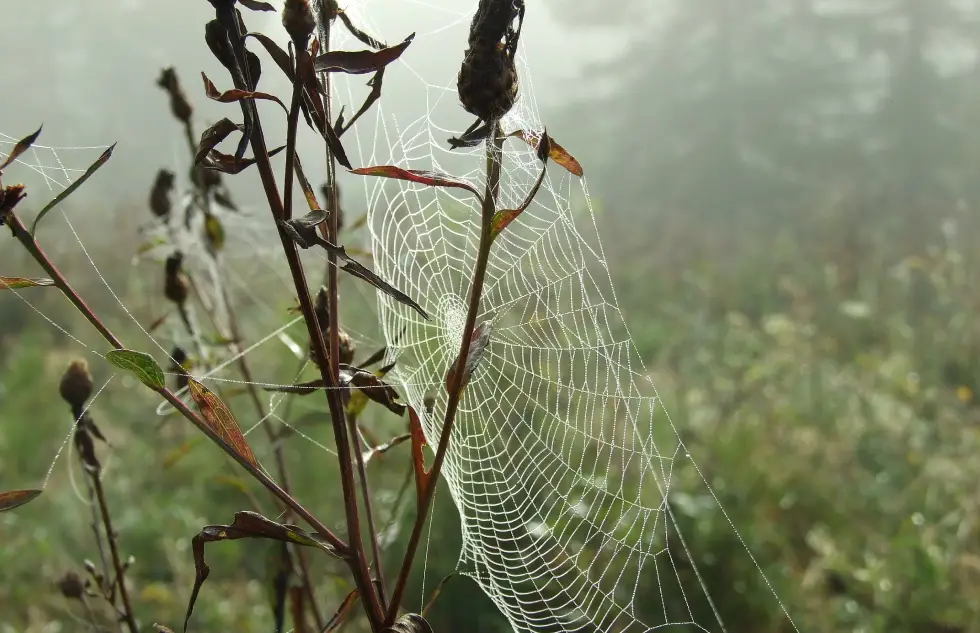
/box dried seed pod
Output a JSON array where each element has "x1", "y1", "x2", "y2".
[
  {"x1": 149, "y1": 169, "x2": 175, "y2": 219},
  {"x1": 56, "y1": 571, "x2": 85, "y2": 601},
  {"x1": 282, "y1": 0, "x2": 316, "y2": 48},
  {"x1": 60, "y1": 359, "x2": 93, "y2": 412},
  {"x1": 457, "y1": 0, "x2": 525, "y2": 122},
  {"x1": 156, "y1": 67, "x2": 193, "y2": 125},
  {"x1": 164, "y1": 252, "x2": 189, "y2": 306}
]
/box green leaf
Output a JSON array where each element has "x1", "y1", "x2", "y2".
[
  {"x1": 0, "y1": 276, "x2": 54, "y2": 290},
  {"x1": 31, "y1": 143, "x2": 116, "y2": 234},
  {"x1": 105, "y1": 349, "x2": 166, "y2": 389},
  {"x1": 0, "y1": 489, "x2": 42, "y2": 512}
]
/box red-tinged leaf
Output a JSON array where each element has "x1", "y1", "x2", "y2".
[
  {"x1": 409, "y1": 406, "x2": 430, "y2": 504},
  {"x1": 362, "y1": 433, "x2": 411, "y2": 465},
  {"x1": 187, "y1": 378, "x2": 258, "y2": 467},
  {"x1": 350, "y1": 165, "x2": 483, "y2": 200},
  {"x1": 246, "y1": 32, "x2": 294, "y2": 80},
  {"x1": 445, "y1": 322, "x2": 493, "y2": 392},
  {"x1": 200, "y1": 145, "x2": 286, "y2": 174},
  {"x1": 0, "y1": 489, "x2": 42, "y2": 512},
  {"x1": 295, "y1": 54, "x2": 353, "y2": 169},
  {"x1": 0, "y1": 125, "x2": 42, "y2": 171},
  {"x1": 490, "y1": 133, "x2": 550, "y2": 239},
  {"x1": 195, "y1": 118, "x2": 243, "y2": 165},
  {"x1": 201, "y1": 72, "x2": 287, "y2": 112},
  {"x1": 238, "y1": 0, "x2": 275, "y2": 10},
  {"x1": 32, "y1": 143, "x2": 116, "y2": 234},
  {"x1": 0, "y1": 276, "x2": 54, "y2": 290},
  {"x1": 383, "y1": 613, "x2": 434, "y2": 633},
  {"x1": 183, "y1": 511, "x2": 343, "y2": 631},
  {"x1": 323, "y1": 589, "x2": 360, "y2": 633},
  {"x1": 314, "y1": 33, "x2": 414, "y2": 75},
  {"x1": 508, "y1": 130, "x2": 583, "y2": 177}
]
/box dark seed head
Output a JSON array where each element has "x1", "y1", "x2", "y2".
[
  {"x1": 156, "y1": 67, "x2": 193, "y2": 124},
  {"x1": 60, "y1": 359, "x2": 93, "y2": 412},
  {"x1": 57, "y1": 571, "x2": 86, "y2": 601},
  {"x1": 282, "y1": 0, "x2": 316, "y2": 48}
]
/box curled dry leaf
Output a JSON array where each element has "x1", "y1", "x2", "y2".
[
  {"x1": 0, "y1": 125, "x2": 42, "y2": 171},
  {"x1": 350, "y1": 165, "x2": 483, "y2": 201},
  {"x1": 0, "y1": 276, "x2": 54, "y2": 290},
  {"x1": 246, "y1": 32, "x2": 293, "y2": 80},
  {"x1": 31, "y1": 143, "x2": 116, "y2": 234},
  {"x1": 195, "y1": 118, "x2": 243, "y2": 165},
  {"x1": 187, "y1": 378, "x2": 258, "y2": 467},
  {"x1": 184, "y1": 510, "x2": 342, "y2": 631},
  {"x1": 200, "y1": 145, "x2": 286, "y2": 174},
  {"x1": 445, "y1": 321, "x2": 493, "y2": 392},
  {"x1": 361, "y1": 433, "x2": 411, "y2": 466},
  {"x1": 344, "y1": 366, "x2": 405, "y2": 416},
  {"x1": 508, "y1": 129, "x2": 583, "y2": 177},
  {"x1": 322, "y1": 588, "x2": 360, "y2": 633},
  {"x1": 0, "y1": 489, "x2": 42, "y2": 512},
  {"x1": 337, "y1": 9, "x2": 386, "y2": 49},
  {"x1": 201, "y1": 72, "x2": 287, "y2": 112},
  {"x1": 313, "y1": 33, "x2": 415, "y2": 75},
  {"x1": 383, "y1": 613, "x2": 434, "y2": 633},
  {"x1": 238, "y1": 0, "x2": 276, "y2": 10}
]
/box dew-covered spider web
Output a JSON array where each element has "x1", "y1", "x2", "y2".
[
  {"x1": 328, "y1": 2, "x2": 799, "y2": 633},
  {"x1": 1, "y1": 1, "x2": 799, "y2": 631}
]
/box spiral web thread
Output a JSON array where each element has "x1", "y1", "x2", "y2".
[{"x1": 332, "y1": 2, "x2": 799, "y2": 632}]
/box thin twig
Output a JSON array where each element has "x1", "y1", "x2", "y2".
[
  {"x1": 349, "y1": 412, "x2": 387, "y2": 604},
  {"x1": 385, "y1": 125, "x2": 505, "y2": 623},
  {"x1": 89, "y1": 463, "x2": 139, "y2": 633}
]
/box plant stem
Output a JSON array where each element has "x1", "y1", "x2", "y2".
[
  {"x1": 7, "y1": 210, "x2": 349, "y2": 557},
  {"x1": 89, "y1": 466, "x2": 139, "y2": 633},
  {"x1": 385, "y1": 126, "x2": 505, "y2": 624},
  {"x1": 350, "y1": 412, "x2": 387, "y2": 605}
]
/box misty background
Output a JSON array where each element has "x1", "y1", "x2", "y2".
[{"x1": 5, "y1": 1, "x2": 980, "y2": 632}]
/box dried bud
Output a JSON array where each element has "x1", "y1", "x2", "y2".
[
  {"x1": 60, "y1": 359, "x2": 93, "y2": 412},
  {"x1": 149, "y1": 169, "x2": 175, "y2": 219},
  {"x1": 457, "y1": 1, "x2": 524, "y2": 122},
  {"x1": 156, "y1": 67, "x2": 193, "y2": 124},
  {"x1": 57, "y1": 571, "x2": 86, "y2": 601},
  {"x1": 0, "y1": 183, "x2": 27, "y2": 226},
  {"x1": 164, "y1": 252, "x2": 189, "y2": 306},
  {"x1": 282, "y1": 0, "x2": 316, "y2": 48}
]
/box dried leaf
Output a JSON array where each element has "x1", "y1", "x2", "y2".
[
  {"x1": 246, "y1": 32, "x2": 293, "y2": 80},
  {"x1": 445, "y1": 321, "x2": 493, "y2": 392},
  {"x1": 195, "y1": 118, "x2": 243, "y2": 165},
  {"x1": 448, "y1": 121, "x2": 492, "y2": 149},
  {"x1": 337, "y1": 9, "x2": 385, "y2": 49},
  {"x1": 184, "y1": 511, "x2": 342, "y2": 631},
  {"x1": 105, "y1": 349, "x2": 166, "y2": 389},
  {"x1": 200, "y1": 145, "x2": 286, "y2": 174},
  {"x1": 0, "y1": 489, "x2": 42, "y2": 512},
  {"x1": 336, "y1": 70, "x2": 385, "y2": 137},
  {"x1": 31, "y1": 144, "x2": 116, "y2": 234},
  {"x1": 291, "y1": 154, "x2": 323, "y2": 216},
  {"x1": 201, "y1": 72, "x2": 287, "y2": 112},
  {"x1": 322, "y1": 589, "x2": 360, "y2": 633},
  {"x1": 490, "y1": 141, "x2": 548, "y2": 239},
  {"x1": 350, "y1": 165, "x2": 482, "y2": 200},
  {"x1": 277, "y1": 224, "x2": 428, "y2": 319},
  {"x1": 361, "y1": 433, "x2": 411, "y2": 465},
  {"x1": 0, "y1": 276, "x2": 54, "y2": 290},
  {"x1": 421, "y1": 573, "x2": 456, "y2": 617},
  {"x1": 384, "y1": 613, "x2": 434, "y2": 633},
  {"x1": 238, "y1": 0, "x2": 275, "y2": 10},
  {"x1": 314, "y1": 33, "x2": 414, "y2": 75},
  {"x1": 408, "y1": 406, "x2": 430, "y2": 504},
  {"x1": 508, "y1": 129, "x2": 583, "y2": 177},
  {"x1": 345, "y1": 367, "x2": 405, "y2": 416},
  {"x1": 0, "y1": 125, "x2": 42, "y2": 171},
  {"x1": 187, "y1": 379, "x2": 258, "y2": 467},
  {"x1": 296, "y1": 54, "x2": 353, "y2": 169}
]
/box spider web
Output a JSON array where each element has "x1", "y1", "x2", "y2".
[
  {"x1": 0, "y1": 1, "x2": 799, "y2": 631},
  {"x1": 327, "y1": 2, "x2": 799, "y2": 633}
]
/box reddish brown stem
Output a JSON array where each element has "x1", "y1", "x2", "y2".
[{"x1": 384, "y1": 127, "x2": 505, "y2": 623}]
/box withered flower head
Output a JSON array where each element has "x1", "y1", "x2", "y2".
[
  {"x1": 0, "y1": 183, "x2": 27, "y2": 226},
  {"x1": 282, "y1": 0, "x2": 316, "y2": 47},
  {"x1": 164, "y1": 251, "x2": 189, "y2": 306},
  {"x1": 156, "y1": 67, "x2": 193, "y2": 125},
  {"x1": 457, "y1": 0, "x2": 525, "y2": 122},
  {"x1": 149, "y1": 169, "x2": 176, "y2": 219},
  {"x1": 60, "y1": 359, "x2": 94, "y2": 412},
  {"x1": 56, "y1": 571, "x2": 86, "y2": 601}
]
